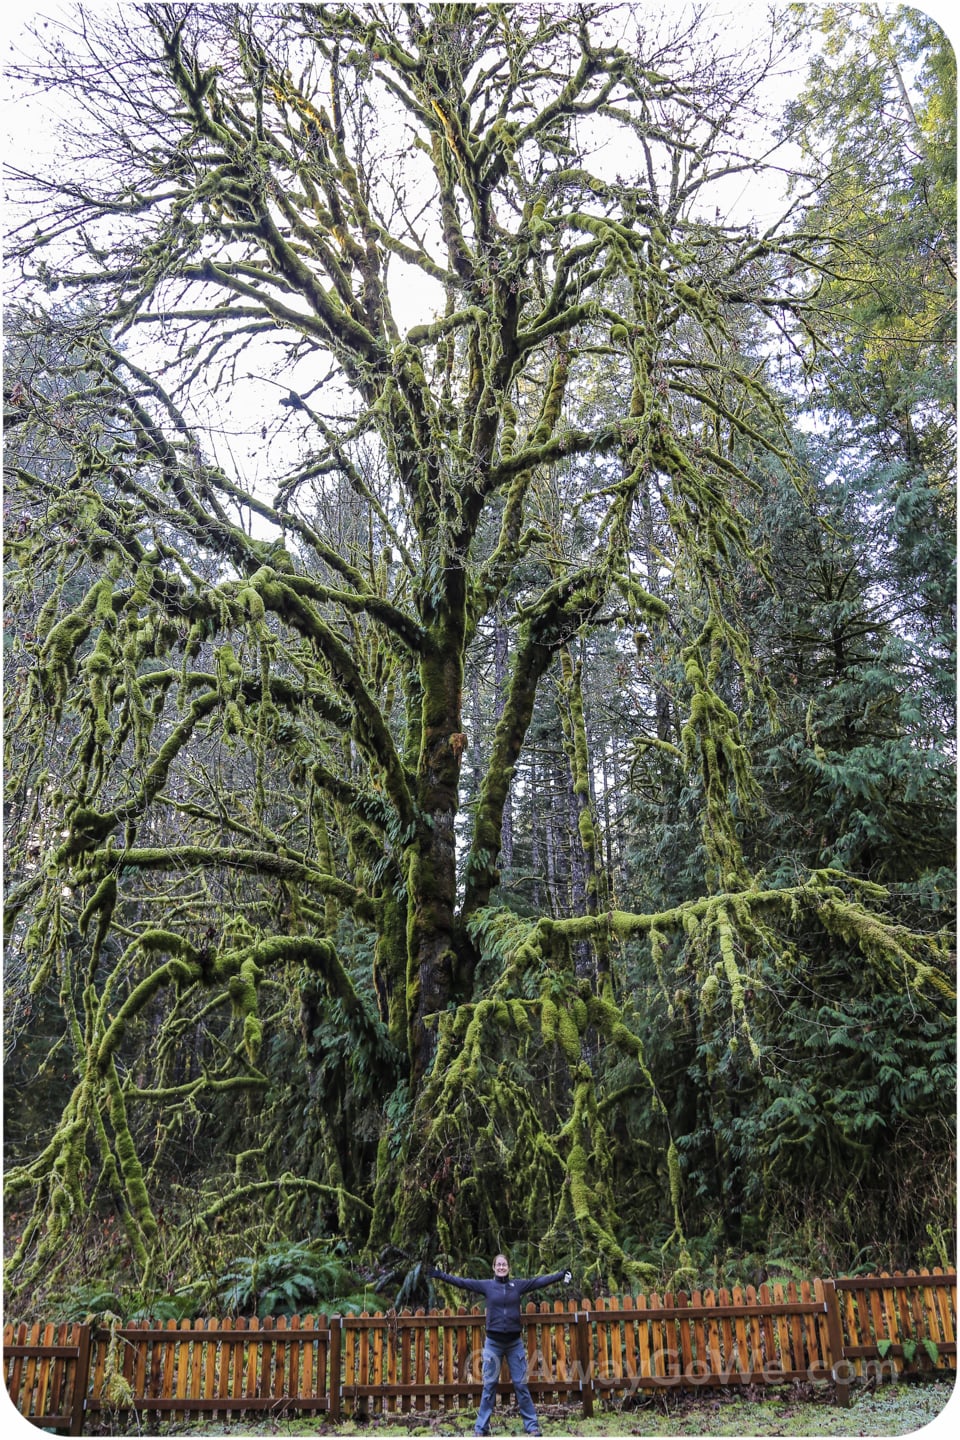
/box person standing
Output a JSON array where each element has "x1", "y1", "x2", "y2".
[{"x1": 428, "y1": 1253, "x2": 571, "y2": 1436}]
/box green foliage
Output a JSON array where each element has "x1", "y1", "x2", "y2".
[
  {"x1": 53, "y1": 1282, "x2": 125, "y2": 1323},
  {"x1": 50, "y1": 1278, "x2": 206, "y2": 1324},
  {"x1": 391, "y1": 1261, "x2": 434, "y2": 1311},
  {"x1": 212, "y1": 1242, "x2": 359, "y2": 1319},
  {"x1": 784, "y1": 4, "x2": 956, "y2": 446},
  {"x1": 125, "y1": 1288, "x2": 206, "y2": 1323},
  {"x1": 878, "y1": 1331, "x2": 942, "y2": 1372}
]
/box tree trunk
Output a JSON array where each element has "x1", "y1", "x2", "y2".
[{"x1": 406, "y1": 617, "x2": 467, "y2": 1086}]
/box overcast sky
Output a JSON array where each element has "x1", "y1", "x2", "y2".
[{"x1": 3, "y1": 0, "x2": 956, "y2": 496}]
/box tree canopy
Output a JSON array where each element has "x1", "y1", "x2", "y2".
[{"x1": 3, "y1": 1, "x2": 954, "y2": 1312}]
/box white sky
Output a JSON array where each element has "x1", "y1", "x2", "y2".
[
  {"x1": 5, "y1": 1, "x2": 956, "y2": 257},
  {"x1": 2, "y1": 1, "x2": 957, "y2": 494}
]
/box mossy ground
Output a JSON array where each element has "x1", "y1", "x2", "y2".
[{"x1": 87, "y1": 1380, "x2": 957, "y2": 1437}]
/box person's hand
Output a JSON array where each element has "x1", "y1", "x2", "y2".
[{"x1": 563, "y1": 1269, "x2": 572, "y2": 1285}]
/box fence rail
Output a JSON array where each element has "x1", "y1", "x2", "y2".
[{"x1": 4, "y1": 1269, "x2": 954, "y2": 1432}]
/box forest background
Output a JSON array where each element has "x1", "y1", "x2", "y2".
[{"x1": 2, "y1": 0, "x2": 956, "y2": 1327}]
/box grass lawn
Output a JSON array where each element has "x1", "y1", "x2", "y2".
[{"x1": 131, "y1": 1379, "x2": 957, "y2": 1438}]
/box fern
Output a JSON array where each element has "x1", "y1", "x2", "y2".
[
  {"x1": 212, "y1": 1242, "x2": 359, "y2": 1318},
  {"x1": 922, "y1": 1338, "x2": 941, "y2": 1366}
]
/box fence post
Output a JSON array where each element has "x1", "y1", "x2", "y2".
[
  {"x1": 575, "y1": 1311, "x2": 594, "y2": 1418},
  {"x1": 69, "y1": 1323, "x2": 92, "y2": 1436},
  {"x1": 329, "y1": 1314, "x2": 342, "y2": 1421},
  {"x1": 822, "y1": 1280, "x2": 851, "y2": 1408}
]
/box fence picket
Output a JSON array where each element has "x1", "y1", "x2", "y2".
[
  {"x1": 398, "y1": 1308, "x2": 410, "y2": 1413},
  {"x1": 323, "y1": 1311, "x2": 334, "y2": 1412},
  {"x1": 643, "y1": 1292, "x2": 660, "y2": 1382},
  {"x1": 610, "y1": 1293, "x2": 623, "y2": 1384},
  {"x1": 592, "y1": 1295, "x2": 606, "y2": 1383},
  {"x1": 367, "y1": 1312, "x2": 378, "y2": 1410},
  {"x1": 769, "y1": 1283, "x2": 787, "y2": 1373},
  {"x1": 368, "y1": 1310, "x2": 381, "y2": 1407},
  {"x1": 759, "y1": 1284, "x2": 782, "y2": 1370},
  {"x1": 879, "y1": 1276, "x2": 900, "y2": 1372},
  {"x1": 932, "y1": 1269, "x2": 957, "y2": 1365},
  {"x1": 375, "y1": 1310, "x2": 385, "y2": 1407},
  {"x1": 617, "y1": 1294, "x2": 633, "y2": 1387},
  {"x1": 546, "y1": 1299, "x2": 560, "y2": 1391},
  {"x1": 23, "y1": 1322, "x2": 41, "y2": 1419},
  {"x1": 526, "y1": 1296, "x2": 541, "y2": 1393},
  {"x1": 328, "y1": 1312, "x2": 341, "y2": 1420},
  {"x1": 48, "y1": 1323, "x2": 69, "y2": 1427},
  {"x1": 251, "y1": 1319, "x2": 266, "y2": 1393},
  {"x1": 718, "y1": 1288, "x2": 735, "y2": 1378},
  {"x1": 300, "y1": 1313, "x2": 314, "y2": 1407},
  {"x1": 842, "y1": 1285, "x2": 861, "y2": 1376},
  {"x1": 919, "y1": 1271, "x2": 941, "y2": 1350},
  {"x1": 705, "y1": 1289, "x2": 723, "y2": 1379},
  {"x1": 275, "y1": 1315, "x2": 289, "y2": 1405},
  {"x1": 664, "y1": 1296, "x2": 679, "y2": 1382},
  {"x1": 386, "y1": 1310, "x2": 399, "y2": 1412},
  {"x1": 33, "y1": 1321, "x2": 54, "y2": 1421},
  {"x1": 799, "y1": 1281, "x2": 818, "y2": 1373},
  {"x1": 740, "y1": 1286, "x2": 757, "y2": 1374},
  {"x1": 892, "y1": 1272, "x2": 912, "y2": 1355},
  {"x1": 730, "y1": 1287, "x2": 749, "y2": 1377},
  {"x1": 430, "y1": 1308, "x2": 441, "y2": 1411},
  {"x1": 189, "y1": 1317, "x2": 204, "y2": 1414},
  {"x1": 5, "y1": 1322, "x2": 25, "y2": 1415},
  {"x1": 575, "y1": 1308, "x2": 593, "y2": 1416},
  {"x1": 471, "y1": 1308, "x2": 484, "y2": 1398},
  {"x1": 264, "y1": 1314, "x2": 278, "y2": 1400},
  {"x1": 670, "y1": 1292, "x2": 684, "y2": 1382},
  {"x1": 343, "y1": 1312, "x2": 356, "y2": 1411},
  {"x1": 859, "y1": 1280, "x2": 881, "y2": 1370},
  {"x1": 43, "y1": 1324, "x2": 60, "y2": 1428},
  {"x1": 632, "y1": 1291, "x2": 648, "y2": 1382},
  {"x1": 228, "y1": 1315, "x2": 244, "y2": 1402},
  {"x1": 216, "y1": 1315, "x2": 232, "y2": 1413},
  {"x1": 417, "y1": 1307, "x2": 428, "y2": 1412},
  {"x1": 446, "y1": 1313, "x2": 457, "y2": 1411},
  {"x1": 173, "y1": 1317, "x2": 187, "y2": 1404},
  {"x1": 448, "y1": 1305, "x2": 463, "y2": 1402},
  {"x1": 201, "y1": 1317, "x2": 217, "y2": 1417},
  {"x1": 688, "y1": 1290, "x2": 703, "y2": 1381},
  {"x1": 693, "y1": 1296, "x2": 711, "y2": 1382},
  {"x1": 788, "y1": 1282, "x2": 806, "y2": 1374}
]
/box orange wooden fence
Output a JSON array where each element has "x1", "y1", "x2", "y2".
[
  {"x1": 4, "y1": 1269, "x2": 955, "y2": 1433},
  {"x1": 2, "y1": 1321, "x2": 90, "y2": 1434},
  {"x1": 834, "y1": 1271, "x2": 957, "y2": 1381}
]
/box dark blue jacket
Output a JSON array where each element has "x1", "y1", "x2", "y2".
[{"x1": 431, "y1": 1269, "x2": 565, "y2": 1336}]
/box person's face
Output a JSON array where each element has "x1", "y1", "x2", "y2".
[{"x1": 493, "y1": 1255, "x2": 509, "y2": 1279}]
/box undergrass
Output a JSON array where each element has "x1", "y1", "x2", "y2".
[{"x1": 111, "y1": 1378, "x2": 957, "y2": 1438}]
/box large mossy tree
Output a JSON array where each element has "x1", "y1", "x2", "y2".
[{"x1": 3, "y1": 1, "x2": 953, "y2": 1306}]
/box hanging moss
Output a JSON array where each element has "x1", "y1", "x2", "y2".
[
  {"x1": 105, "y1": 1060, "x2": 159, "y2": 1263},
  {"x1": 38, "y1": 611, "x2": 93, "y2": 713}
]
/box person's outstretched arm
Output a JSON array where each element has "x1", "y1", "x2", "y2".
[
  {"x1": 517, "y1": 1268, "x2": 572, "y2": 1295},
  {"x1": 427, "y1": 1266, "x2": 489, "y2": 1296}
]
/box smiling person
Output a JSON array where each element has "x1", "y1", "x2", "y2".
[{"x1": 428, "y1": 1254, "x2": 572, "y2": 1436}]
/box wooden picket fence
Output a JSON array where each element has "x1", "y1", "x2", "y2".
[{"x1": 4, "y1": 1270, "x2": 955, "y2": 1433}]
